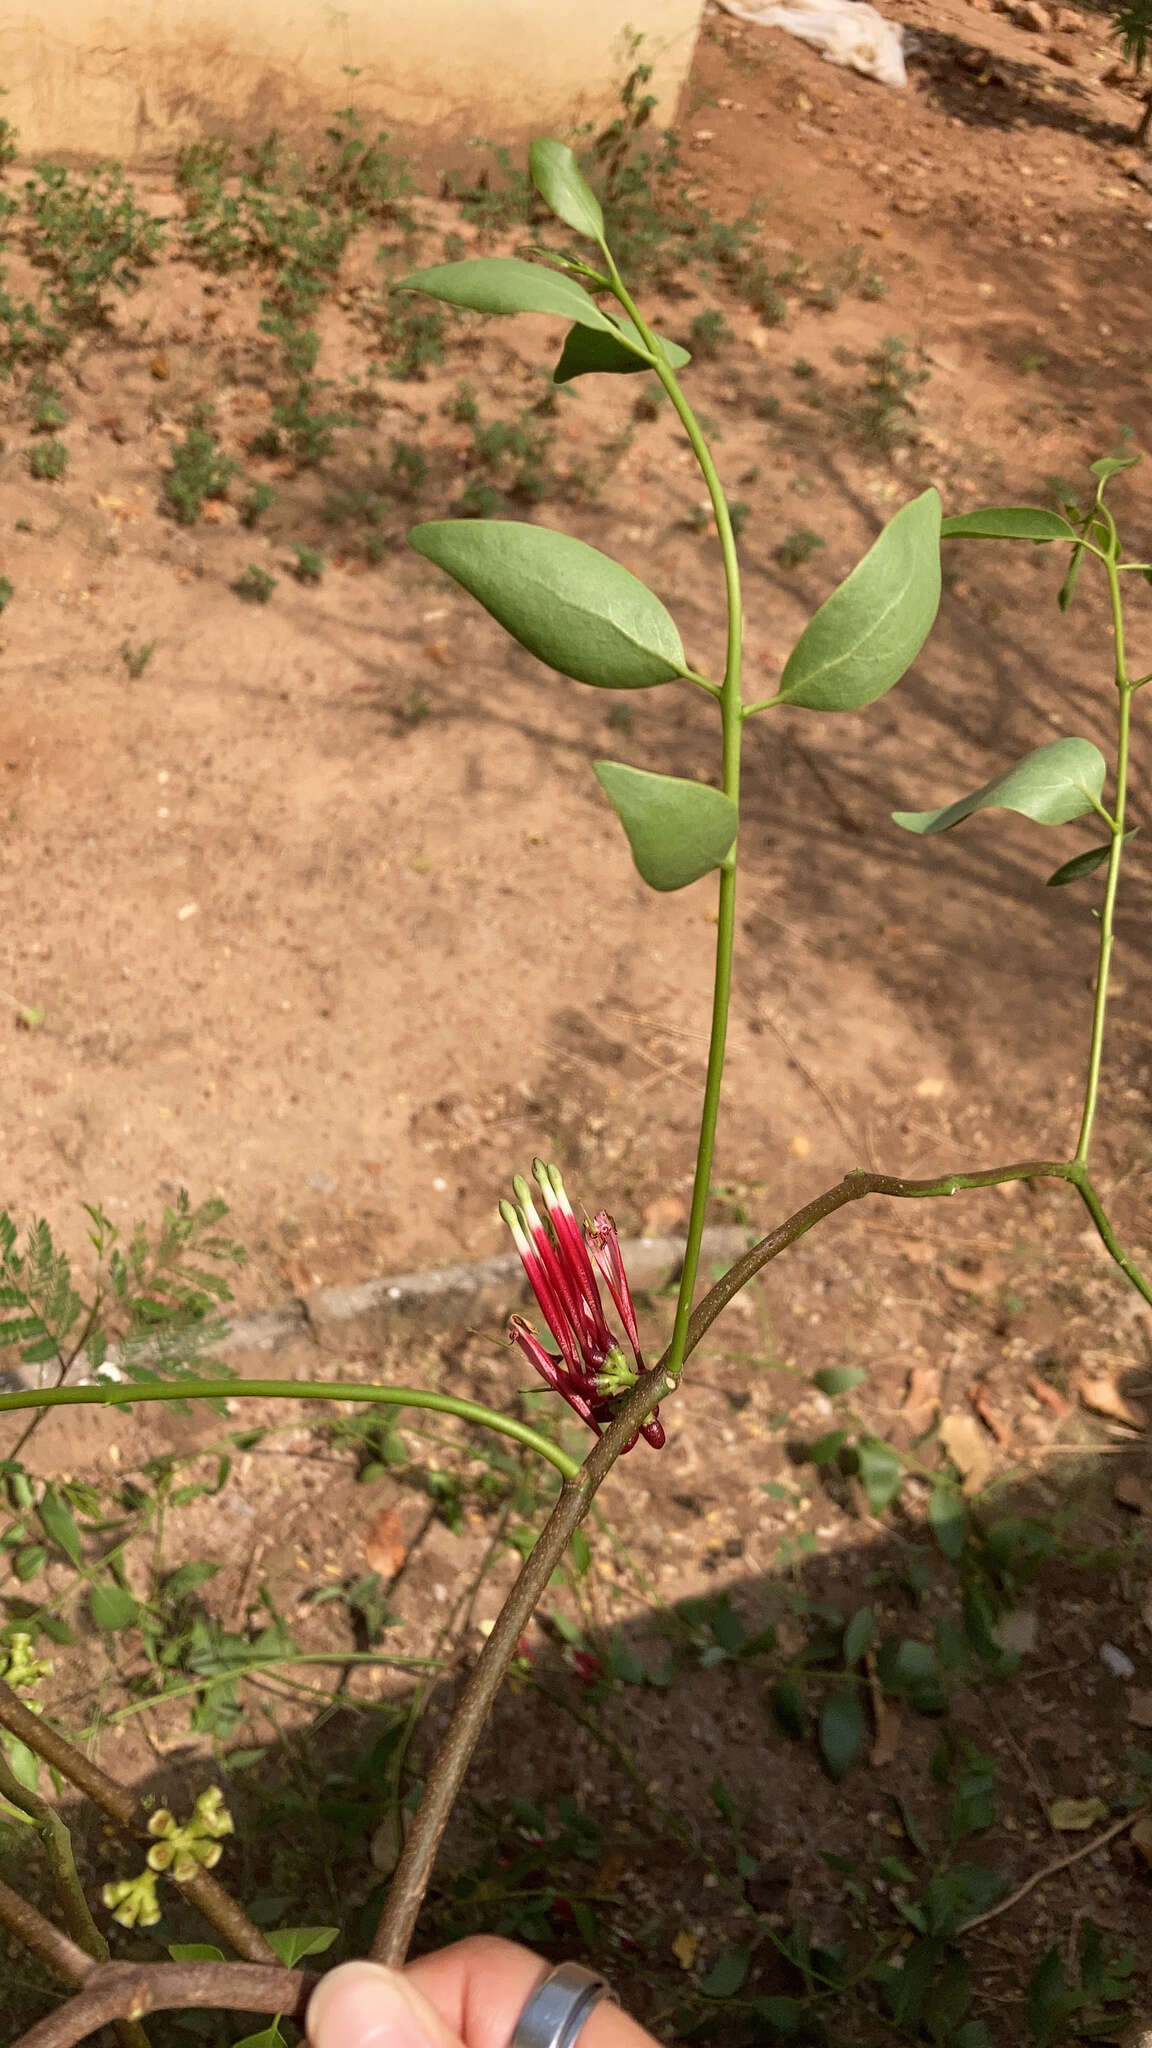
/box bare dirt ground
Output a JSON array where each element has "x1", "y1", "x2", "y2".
[{"x1": 4, "y1": 2, "x2": 1152, "y2": 2040}]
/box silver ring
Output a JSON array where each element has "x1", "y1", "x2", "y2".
[{"x1": 509, "y1": 1961, "x2": 617, "y2": 2048}]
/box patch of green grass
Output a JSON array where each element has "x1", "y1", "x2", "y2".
[
  {"x1": 849, "y1": 334, "x2": 930, "y2": 452},
  {"x1": 240, "y1": 481, "x2": 276, "y2": 529},
  {"x1": 25, "y1": 159, "x2": 165, "y2": 325},
  {"x1": 231, "y1": 564, "x2": 277, "y2": 604},
  {"x1": 164, "y1": 421, "x2": 238, "y2": 524},
  {"x1": 27, "y1": 438, "x2": 68, "y2": 481},
  {"x1": 120, "y1": 640, "x2": 155, "y2": 678},
  {"x1": 291, "y1": 542, "x2": 324, "y2": 585},
  {"x1": 378, "y1": 295, "x2": 446, "y2": 380},
  {"x1": 687, "y1": 308, "x2": 732, "y2": 360},
  {"x1": 27, "y1": 378, "x2": 68, "y2": 433},
  {"x1": 774, "y1": 527, "x2": 825, "y2": 569}
]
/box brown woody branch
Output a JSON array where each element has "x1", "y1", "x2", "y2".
[
  {"x1": 11, "y1": 1962, "x2": 314, "y2": 2048},
  {"x1": 372, "y1": 1155, "x2": 1095, "y2": 1963},
  {"x1": 0, "y1": 1875, "x2": 93, "y2": 1986},
  {"x1": 0, "y1": 1682, "x2": 275, "y2": 1964}
]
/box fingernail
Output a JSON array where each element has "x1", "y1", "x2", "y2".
[{"x1": 307, "y1": 1961, "x2": 454, "y2": 2048}]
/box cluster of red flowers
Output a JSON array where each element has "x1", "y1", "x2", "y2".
[{"x1": 500, "y1": 1161, "x2": 664, "y2": 1452}]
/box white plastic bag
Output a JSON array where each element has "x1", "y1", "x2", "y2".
[{"x1": 716, "y1": 0, "x2": 907, "y2": 88}]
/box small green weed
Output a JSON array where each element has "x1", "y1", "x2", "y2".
[
  {"x1": 27, "y1": 378, "x2": 68, "y2": 432},
  {"x1": 0, "y1": 575, "x2": 13, "y2": 611},
  {"x1": 164, "y1": 421, "x2": 238, "y2": 524},
  {"x1": 439, "y1": 144, "x2": 536, "y2": 233},
  {"x1": 120, "y1": 640, "x2": 155, "y2": 678},
  {"x1": 307, "y1": 104, "x2": 414, "y2": 222},
  {"x1": 232, "y1": 564, "x2": 277, "y2": 604},
  {"x1": 27, "y1": 438, "x2": 68, "y2": 481},
  {"x1": 25, "y1": 160, "x2": 165, "y2": 324},
  {"x1": 291, "y1": 542, "x2": 324, "y2": 584},
  {"x1": 240, "y1": 481, "x2": 275, "y2": 529},
  {"x1": 687, "y1": 308, "x2": 732, "y2": 360},
  {"x1": 378, "y1": 295, "x2": 446, "y2": 380},
  {"x1": 774, "y1": 527, "x2": 825, "y2": 569},
  {"x1": 850, "y1": 334, "x2": 930, "y2": 452}
]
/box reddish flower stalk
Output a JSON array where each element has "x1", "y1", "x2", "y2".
[{"x1": 500, "y1": 1161, "x2": 665, "y2": 1452}]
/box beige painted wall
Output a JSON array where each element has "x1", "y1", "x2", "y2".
[{"x1": 0, "y1": 2, "x2": 705, "y2": 166}]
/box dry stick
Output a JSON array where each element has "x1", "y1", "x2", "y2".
[
  {"x1": 0, "y1": 1748, "x2": 152, "y2": 2048},
  {"x1": 371, "y1": 1362, "x2": 673, "y2": 1963},
  {"x1": 0, "y1": 1682, "x2": 276, "y2": 1965},
  {"x1": 374, "y1": 1153, "x2": 1150, "y2": 1963},
  {"x1": 0, "y1": 1875, "x2": 93, "y2": 1987},
  {"x1": 958, "y1": 1810, "x2": 1146, "y2": 1934},
  {"x1": 11, "y1": 1961, "x2": 315, "y2": 2048}
]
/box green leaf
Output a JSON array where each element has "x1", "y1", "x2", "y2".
[
  {"x1": 399, "y1": 257, "x2": 619, "y2": 334},
  {"x1": 528, "y1": 139, "x2": 605, "y2": 241},
  {"x1": 843, "y1": 1606, "x2": 875, "y2": 1666},
  {"x1": 553, "y1": 319, "x2": 690, "y2": 384},
  {"x1": 700, "y1": 1949, "x2": 750, "y2": 1998},
  {"x1": 593, "y1": 761, "x2": 737, "y2": 891},
  {"x1": 928, "y1": 1482, "x2": 967, "y2": 1562},
  {"x1": 806, "y1": 1429, "x2": 847, "y2": 1466},
  {"x1": 771, "y1": 1678, "x2": 807, "y2": 1738},
  {"x1": 89, "y1": 1583, "x2": 138, "y2": 1632},
  {"x1": 232, "y1": 2027, "x2": 285, "y2": 2048},
  {"x1": 777, "y1": 488, "x2": 941, "y2": 712},
  {"x1": 1091, "y1": 452, "x2": 1140, "y2": 479},
  {"x1": 13, "y1": 1544, "x2": 46, "y2": 1581},
  {"x1": 893, "y1": 737, "x2": 1107, "y2": 836},
  {"x1": 1, "y1": 1733, "x2": 39, "y2": 1791},
  {"x1": 1046, "y1": 830, "x2": 1135, "y2": 887},
  {"x1": 265, "y1": 1924, "x2": 339, "y2": 1966},
  {"x1": 38, "y1": 1484, "x2": 82, "y2": 1566},
  {"x1": 409, "y1": 521, "x2": 685, "y2": 689},
  {"x1": 1028, "y1": 1948, "x2": 1074, "y2": 2047},
  {"x1": 813, "y1": 1365, "x2": 866, "y2": 1397},
  {"x1": 819, "y1": 1687, "x2": 864, "y2": 1780},
  {"x1": 857, "y1": 1437, "x2": 903, "y2": 1514},
  {"x1": 941, "y1": 507, "x2": 1075, "y2": 543},
  {"x1": 169, "y1": 1942, "x2": 225, "y2": 1961},
  {"x1": 750, "y1": 1996, "x2": 804, "y2": 2035}
]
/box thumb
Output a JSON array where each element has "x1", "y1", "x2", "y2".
[{"x1": 307, "y1": 1960, "x2": 465, "y2": 2048}]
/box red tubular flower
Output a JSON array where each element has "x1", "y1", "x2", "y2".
[{"x1": 500, "y1": 1161, "x2": 665, "y2": 1453}]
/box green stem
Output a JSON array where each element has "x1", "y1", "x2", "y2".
[
  {"x1": 0, "y1": 1380, "x2": 579, "y2": 1481},
  {"x1": 1074, "y1": 547, "x2": 1131, "y2": 1167},
  {"x1": 602, "y1": 257, "x2": 744, "y2": 1382}
]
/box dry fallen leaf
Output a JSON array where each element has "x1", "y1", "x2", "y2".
[
  {"x1": 870, "y1": 1694, "x2": 902, "y2": 1768},
  {"x1": 363, "y1": 1507, "x2": 407, "y2": 1579},
  {"x1": 938, "y1": 1411, "x2": 996, "y2": 1494},
  {"x1": 1048, "y1": 1796, "x2": 1109, "y2": 1832},
  {"x1": 1079, "y1": 1373, "x2": 1146, "y2": 1430},
  {"x1": 149, "y1": 350, "x2": 171, "y2": 380},
  {"x1": 641, "y1": 1195, "x2": 687, "y2": 1238},
  {"x1": 902, "y1": 1364, "x2": 941, "y2": 1435},
  {"x1": 1128, "y1": 1691, "x2": 1152, "y2": 1729},
  {"x1": 970, "y1": 1381, "x2": 1010, "y2": 1445},
  {"x1": 1129, "y1": 1816, "x2": 1152, "y2": 1870},
  {"x1": 1027, "y1": 1373, "x2": 1072, "y2": 1419},
  {"x1": 992, "y1": 1607, "x2": 1038, "y2": 1656},
  {"x1": 1115, "y1": 1471, "x2": 1152, "y2": 1515},
  {"x1": 943, "y1": 1258, "x2": 1005, "y2": 1297},
  {"x1": 671, "y1": 1930, "x2": 698, "y2": 1972}
]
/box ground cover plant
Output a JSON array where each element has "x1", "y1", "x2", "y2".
[{"x1": 0, "y1": 32, "x2": 1139, "y2": 2048}]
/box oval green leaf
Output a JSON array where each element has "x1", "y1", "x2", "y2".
[
  {"x1": 39, "y1": 1484, "x2": 82, "y2": 1566},
  {"x1": 399, "y1": 258, "x2": 619, "y2": 334},
  {"x1": 89, "y1": 1582, "x2": 138, "y2": 1632},
  {"x1": 1091, "y1": 451, "x2": 1140, "y2": 479},
  {"x1": 778, "y1": 488, "x2": 941, "y2": 712},
  {"x1": 928, "y1": 1482, "x2": 967, "y2": 1562},
  {"x1": 941, "y1": 507, "x2": 1076, "y2": 543},
  {"x1": 893, "y1": 737, "x2": 1107, "y2": 836},
  {"x1": 169, "y1": 1943, "x2": 226, "y2": 1962},
  {"x1": 1046, "y1": 829, "x2": 1136, "y2": 887},
  {"x1": 819, "y1": 1687, "x2": 864, "y2": 1780},
  {"x1": 813, "y1": 1365, "x2": 867, "y2": 1397},
  {"x1": 700, "y1": 1950, "x2": 750, "y2": 1999},
  {"x1": 857, "y1": 1437, "x2": 903, "y2": 1514},
  {"x1": 593, "y1": 761, "x2": 737, "y2": 892},
  {"x1": 528, "y1": 139, "x2": 605, "y2": 242},
  {"x1": 409, "y1": 521, "x2": 685, "y2": 688},
  {"x1": 843, "y1": 1606, "x2": 875, "y2": 1666},
  {"x1": 771, "y1": 1677, "x2": 807, "y2": 1738},
  {"x1": 553, "y1": 319, "x2": 690, "y2": 384}
]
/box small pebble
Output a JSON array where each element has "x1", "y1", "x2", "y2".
[{"x1": 1101, "y1": 1643, "x2": 1136, "y2": 1679}]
